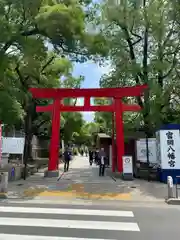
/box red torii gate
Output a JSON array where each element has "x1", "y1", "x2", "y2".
[{"x1": 30, "y1": 85, "x2": 147, "y2": 177}]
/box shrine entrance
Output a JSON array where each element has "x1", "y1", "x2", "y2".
[{"x1": 30, "y1": 85, "x2": 147, "y2": 177}]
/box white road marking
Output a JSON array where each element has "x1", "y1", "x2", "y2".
[
  {"x1": 0, "y1": 206, "x2": 134, "y2": 217},
  {"x1": 0, "y1": 217, "x2": 140, "y2": 231},
  {"x1": 0, "y1": 234, "x2": 118, "y2": 240}
]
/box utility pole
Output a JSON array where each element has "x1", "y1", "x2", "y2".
[{"x1": 145, "y1": 124, "x2": 150, "y2": 181}]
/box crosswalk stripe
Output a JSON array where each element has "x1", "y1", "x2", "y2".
[
  {"x1": 0, "y1": 234, "x2": 117, "y2": 240},
  {"x1": 0, "y1": 217, "x2": 140, "y2": 231},
  {"x1": 0, "y1": 207, "x2": 134, "y2": 217}
]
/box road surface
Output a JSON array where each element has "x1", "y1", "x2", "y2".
[{"x1": 0, "y1": 201, "x2": 179, "y2": 239}]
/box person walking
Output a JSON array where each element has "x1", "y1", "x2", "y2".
[
  {"x1": 63, "y1": 146, "x2": 71, "y2": 172},
  {"x1": 94, "y1": 148, "x2": 99, "y2": 165},
  {"x1": 85, "y1": 147, "x2": 88, "y2": 157},
  {"x1": 89, "y1": 149, "x2": 93, "y2": 165},
  {"x1": 81, "y1": 148, "x2": 84, "y2": 156},
  {"x1": 98, "y1": 147, "x2": 107, "y2": 177}
]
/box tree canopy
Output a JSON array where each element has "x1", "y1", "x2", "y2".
[
  {"x1": 93, "y1": 0, "x2": 180, "y2": 136},
  {"x1": 2, "y1": 0, "x2": 180, "y2": 161},
  {"x1": 0, "y1": 0, "x2": 108, "y2": 161}
]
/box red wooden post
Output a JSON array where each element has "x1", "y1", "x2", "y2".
[
  {"x1": 111, "y1": 112, "x2": 115, "y2": 172},
  {"x1": 115, "y1": 98, "x2": 124, "y2": 173},
  {"x1": 84, "y1": 96, "x2": 91, "y2": 108},
  {"x1": 30, "y1": 85, "x2": 147, "y2": 176},
  {"x1": 48, "y1": 99, "x2": 61, "y2": 171}
]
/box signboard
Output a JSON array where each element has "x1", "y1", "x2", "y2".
[
  {"x1": 123, "y1": 156, "x2": 133, "y2": 174},
  {"x1": 136, "y1": 138, "x2": 157, "y2": 163},
  {"x1": 158, "y1": 130, "x2": 180, "y2": 169},
  {"x1": 2, "y1": 137, "x2": 25, "y2": 154}
]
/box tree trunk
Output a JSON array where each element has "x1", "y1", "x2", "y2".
[
  {"x1": 23, "y1": 99, "x2": 34, "y2": 179},
  {"x1": 23, "y1": 116, "x2": 33, "y2": 163},
  {"x1": 142, "y1": 0, "x2": 153, "y2": 138}
]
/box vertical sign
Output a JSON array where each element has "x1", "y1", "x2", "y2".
[
  {"x1": 166, "y1": 131, "x2": 175, "y2": 167},
  {"x1": 159, "y1": 130, "x2": 180, "y2": 169},
  {"x1": 123, "y1": 156, "x2": 133, "y2": 174}
]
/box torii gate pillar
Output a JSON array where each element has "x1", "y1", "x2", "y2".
[
  {"x1": 44, "y1": 99, "x2": 61, "y2": 177},
  {"x1": 30, "y1": 85, "x2": 147, "y2": 177},
  {"x1": 115, "y1": 98, "x2": 124, "y2": 172}
]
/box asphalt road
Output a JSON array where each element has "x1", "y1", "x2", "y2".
[{"x1": 0, "y1": 201, "x2": 179, "y2": 240}]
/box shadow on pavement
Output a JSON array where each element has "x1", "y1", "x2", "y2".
[{"x1": 6, "y1": 159, "x2": 167, "y2": 201}]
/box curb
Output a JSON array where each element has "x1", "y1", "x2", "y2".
[
  {"x1": 166, "y1": 198, "x2": 180, "y2": 205},
  {"x1": 3, "y1": 199, "x2": 168, "y2": 209}
]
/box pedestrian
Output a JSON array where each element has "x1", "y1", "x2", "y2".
[
  {"x1": 89, "y1": 149, "x2": 93, "y2": 165},
  {"x1": 85, "y1": 147, "x2": 88, "y2": 157},
  {"x1": 94, "y1": 148, "x2": 99, "y2": 165},
  {"x1": 81, "y1": 148, "x2": 84, "y2": 156},
  {"x1": 98, "y1": 147, "x2": 107, "y2": 176},
  {"x1": 63, "y1": 146, "x2": 71, "y2": 172}
]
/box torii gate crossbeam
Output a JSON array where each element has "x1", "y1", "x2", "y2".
[{"x1": 30, "y1": 85, "x2": 147, "y2": 177}]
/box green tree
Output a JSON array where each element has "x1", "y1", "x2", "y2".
[
  {"x1": 14, "y1": 48, "x2": 80, "y2": 162},
  {"x1": 0, "y1": 0, "x2": 108, "y2": 163},
  {"x1": 0, "y1": 0, "x2": 107, "y2": 61},
  {"x1": 98, "y1": 0, "x2": 180, "y2": 135},
  {"x1": 61, "y1": 112, "x2": 85, "y2": 144},
  {"x1": 73, "y1": 121, "x2": 100, "y2": 146},
  {"x1": 0, "y1": 0, "x2": 108, "y2": 123},
  {"x1": 93, "y1": 97, "x2": 112, "y2": 135}
]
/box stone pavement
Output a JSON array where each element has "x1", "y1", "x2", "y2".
[{"x1": 6, "y1": 155, "x2": 168, "y2": 202}]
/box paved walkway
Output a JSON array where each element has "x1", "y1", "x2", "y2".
[
  {"x1": 61, "y1": 155, "x2": 114, "y2": 183},
  {"x1": 6, "y1": 156, "x2": 168, "y2": 202}
]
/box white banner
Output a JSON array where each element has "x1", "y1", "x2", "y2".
[
  {"x1": 2, "y1": 137, "x2": 25, "y2": 154},
  {"x1": 136, "y1": 138, "x2": 157, "y2": 163},
  {"x1": 158, "y1": 130, "x2": 180, "y2": 169},
  {"x1": 123, "y1": 156, "x2": 133, "y2": 174}
]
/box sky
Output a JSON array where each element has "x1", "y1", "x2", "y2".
[
  {"x1": 72, "y1": 61, "x2": 110, "y2": 122},
  {"x1": 47, "y1": 43, "x2": 110, "y2": 122}
]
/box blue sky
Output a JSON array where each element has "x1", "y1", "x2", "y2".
[
  {"x1": 72, "y1": 61, "x2": 109, "y2": 122},
  {"x1": 47, "y1": 43, "x2": 110, "y2": 122}
]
